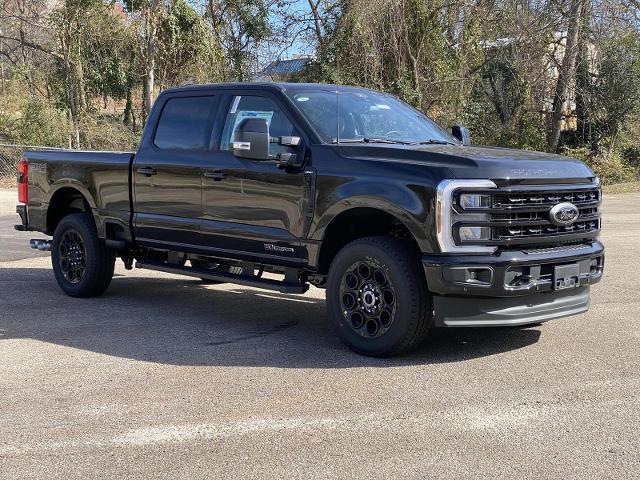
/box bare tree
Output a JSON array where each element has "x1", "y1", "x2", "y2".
[
  {"x1": 140, "y1": 1, "x2": 163, "y2": 119},
  {"x1": 547, "y1": 0, "x2": 586, "y2": 152}
]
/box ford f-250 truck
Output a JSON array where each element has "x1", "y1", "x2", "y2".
[{"x1": 15, "y1": 83, "x2": 604, "y2": 356}]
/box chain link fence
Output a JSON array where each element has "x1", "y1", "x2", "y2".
[{"x1": 0, "y1": 144, "x2": 24, "y2": 187}]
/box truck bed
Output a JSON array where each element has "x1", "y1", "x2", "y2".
[{"x1": 23, "y1": 149, "x2": 134, "y2": 236}]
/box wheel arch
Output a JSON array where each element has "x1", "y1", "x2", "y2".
[
  {"x1": 46, "y1": 186, "x2": 96, "y2": 235},
  {"x1": 313, "y1": 205, "x2": 425, "y2": 274}
]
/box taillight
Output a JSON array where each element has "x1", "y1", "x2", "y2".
[{"x1": 17, "y1": 159, "x2": 28, "y2": 204}]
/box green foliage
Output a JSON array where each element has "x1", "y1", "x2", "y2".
[
  {"x1": 79, "y1": 114, "x2": 139, "y2": 151},
  {"x1": 621, "y1": 146, "x2": 640, "y2": 169},
  {"x1": 208, "y1": 0, "x2": 271, "y2": 80},
  {"x1": 157, "y1": 0, "x2": 218, "y2": 86},
  {"x1": 0, "y1": 77, "x2": 138, "y2": 153},
  {"x1": 562, "y1": 147, "x2": 637, "y2": 185},
  {"x1": 0, "y1": 98, "x2": 71, "y2": 147},
  {"x1": 83, "y1": 4, "x2": 135, "y2": 102}
]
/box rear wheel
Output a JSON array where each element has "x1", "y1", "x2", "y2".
[
  {"x1": 326, "y1": 236, "x2": 431, "y2": 357},
  {"x1": 51, "y1": 213, "x2": 115, "y2": 297}
]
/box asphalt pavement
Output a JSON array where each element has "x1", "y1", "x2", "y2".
[{"x1": 0, "y1": 188, "x2": 638, "y2": 479}]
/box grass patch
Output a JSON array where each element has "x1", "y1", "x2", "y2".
[
  {"x1": 0, "y1": 176, "x2": 15, "y2": 189},
  {"x1": 602, "y1": 181, "x2": 640, "y2": 194}
]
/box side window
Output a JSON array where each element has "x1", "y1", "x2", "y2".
[
  {"x1": 154, "y1": 96, "x2": 217, "y2": 150},
  {"x1": 221, "y1": 96, "x2": 296, "y2": 156}
]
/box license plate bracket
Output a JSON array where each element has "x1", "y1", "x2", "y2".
[{"x1": 554, "y1": 263, "x2": 580, "y2": 290}]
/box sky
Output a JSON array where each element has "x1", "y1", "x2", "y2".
[{"x1": 186, "y1": 0, "x2": 314, "y2": 59}]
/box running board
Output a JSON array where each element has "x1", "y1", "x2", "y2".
[{"x1": 135, "y1": 260, "x2": 309, "y2": 294}]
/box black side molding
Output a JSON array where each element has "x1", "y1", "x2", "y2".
[{"x1": 135, "y1": 260, "x2": 309, "y2": 294}]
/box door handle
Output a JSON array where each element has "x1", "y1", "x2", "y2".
[
  {"x1": 136, "y1": 167, "x2": 157, "y2": 177},
  {"x1": 204, "y1": 171, "x2": 227, "y2": 181}
]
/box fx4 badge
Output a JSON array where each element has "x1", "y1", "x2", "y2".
[{"x1": 264, "y1": 244, "x2": 294, "y2": 253}]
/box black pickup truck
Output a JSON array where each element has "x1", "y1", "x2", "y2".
[{"x1": 15, "y1": 82, "x2": 604, "y2": 356}]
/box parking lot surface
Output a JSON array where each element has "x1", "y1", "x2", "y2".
[{"x1": 0, "y1": 188, "x2": 638, "y2": 479}]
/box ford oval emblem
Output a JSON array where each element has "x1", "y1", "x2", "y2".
[{"x1": 549, "y1": 202, "x2": 580, "y2": 226}]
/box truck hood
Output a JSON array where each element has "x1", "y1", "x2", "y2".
[{"x1": 337, "y1": 144, "x2": 596, "y2": 182}]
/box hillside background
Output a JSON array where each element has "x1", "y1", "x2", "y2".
[{"x1": 0, "y1": 0, "x2": 639, "y2": 185}]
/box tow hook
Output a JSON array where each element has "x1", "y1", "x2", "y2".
[{"x1": 30, "y1": 239, "x2": 52, "y2": 251}]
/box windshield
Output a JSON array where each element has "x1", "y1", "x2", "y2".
[{"x1": 286, "y1": 88, "x2": 456, "y2": 145}]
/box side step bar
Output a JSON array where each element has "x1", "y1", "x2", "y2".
[{"x1": 135, "y1": 260, "x2": 309, "y2": 294}]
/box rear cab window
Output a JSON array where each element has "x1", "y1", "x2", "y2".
[{"x1": 154, "y1": 96, "x2": 218, "y2": 150}]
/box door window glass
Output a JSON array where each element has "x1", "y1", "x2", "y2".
[
  {"x1": 154, "y1": 96, "x2": 217, "y2": 150},
  {"x1": 221, "y1": 96, "x2": 296, "y2": 156}
]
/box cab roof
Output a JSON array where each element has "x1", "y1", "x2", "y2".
[{"x1": 162, "y1": 82, "x2": 372, "y2": 95}]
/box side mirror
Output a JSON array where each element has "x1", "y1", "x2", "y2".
[
  {"x1": 452, "y1": 125, "x2": 471, "y2": 146},
  {"x1": 233, "y1": 118, "x2": 270, "y2": 160}
]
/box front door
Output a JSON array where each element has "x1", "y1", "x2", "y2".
[
  {"x1": 201, "y1": 93, "x2": 308, "y2": 266},
  {"x1": 133, "y1": 94, "x2": 220, "y2": 249}
]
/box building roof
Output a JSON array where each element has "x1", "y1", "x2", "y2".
[{"x1": 259, "y1": 57, "x2": 310, "y2": 77}]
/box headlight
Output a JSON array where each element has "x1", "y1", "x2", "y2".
[
  {"x1": 436, "y1": 179, "x2": 497, "y2": 253},
  {"x1": 458, "y1": 226, "x2": 491, "y2": 242},
  {"x1": 459, "y1": 193, "x2": 491, "y2": 210}
]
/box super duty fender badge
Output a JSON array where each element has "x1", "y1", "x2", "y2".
[
  {"x1": 264, "y1": 244, "x2": 295, "y2": 253},
  {"x1": 29, "y1": 162, "x2": 47, "y2": 171}
]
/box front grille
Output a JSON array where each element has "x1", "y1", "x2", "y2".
[
  {"x1": 492, "y1": 189, "x2": 599, "y2": 209},
  {"x1": 454, "y1": 183, "x2": 601, "y2": 249},
  {"x1": 493, "y1": 219, "x2": 599, "y2": 240}
]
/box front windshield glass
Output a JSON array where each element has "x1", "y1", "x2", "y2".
[{"x1": 286, "y1": 88, "x2": 456, "y2": 145}]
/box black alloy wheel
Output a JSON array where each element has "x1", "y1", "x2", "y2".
[
  {"x1": 339, "y1": 260, "x2": 397, "y2": 339},
  {"x1": 57, "y1": 229, "x2": 87, "y2": 284}
]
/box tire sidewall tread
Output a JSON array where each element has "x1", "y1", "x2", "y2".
[
  {"x1": 51, "y1": 213, "x2": 114, "y2": 298},
  {"x1": 326, "y1": 236, "x2": 432, "y2": 357}
]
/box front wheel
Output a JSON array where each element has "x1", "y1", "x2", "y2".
[
  {"x1": 51, "y1": 213, "x2": 115, "y2": 297},
  {"x1": 326, "y1": 236, "x2": 432, "y2": 357}
]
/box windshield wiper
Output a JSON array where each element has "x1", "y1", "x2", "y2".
[
  {"x1": 412, "y1": 139, "x2": 457, "y2": 145},
  {"x1": 333, "y1": 138, "x2": 412, "y2": 145}
]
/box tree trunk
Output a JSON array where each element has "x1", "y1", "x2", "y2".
[
  {"x1": 307, "y1": 0, "x2": 324, "y2": 49},
  {"x1": 143, "y1": 58, "x2": 154, "y2": 119},
  {"x1": 61, "y1": 30, "x2": 81, "y2": 149},
  {"x1": 547, "y1": 0, "x2": 584, "y2": 153},
  {"x1": 575, "y1": 0, "x2": 591, "y2": 146},
  {"x1": 141, "y1": 3, "x2": 159, "y2": 122},
  {"x1": 123, "y1": 85, "x2": 133, "y2": 126}
]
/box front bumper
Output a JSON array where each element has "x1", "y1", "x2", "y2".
[
  {"x1": 423, "y1": 242, "x2": 604, "y2": 327},
  {"x1": 433, "y1": 286, "x2": 590, "y2": 327}
]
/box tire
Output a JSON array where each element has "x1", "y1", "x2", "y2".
[
  {"x1": 326, "y1": 236, "x2": 432, "y2": 357},
  {"x1": 51, "y1": 213, "x2": 115, "y2": 297}
]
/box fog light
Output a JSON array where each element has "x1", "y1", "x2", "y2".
[
  {"x1": 459, "y1": 194, "x2": 491, "y2": 209},
  {"x1": 443, "y1": 266, "x2": 493, "y2": 286},
  {"x1": 459, "y1": 226, "x2": 491, "y2": 242}
]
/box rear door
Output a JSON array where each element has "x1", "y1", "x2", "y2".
[{"x1": 133, "y1": 93, "x2": 220, "y2": 249}]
